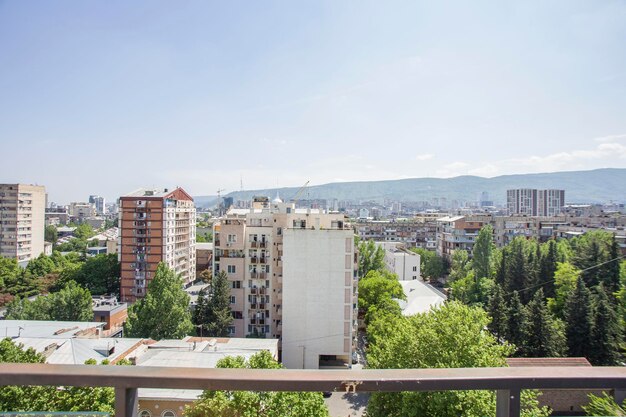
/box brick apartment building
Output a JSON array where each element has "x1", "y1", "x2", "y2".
[{"x1": 118, "y1": 188, "x2": 196, "y2": 303}]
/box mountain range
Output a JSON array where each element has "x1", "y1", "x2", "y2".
[{"x1": 193, "y1": 168, "x2": 626, "y2": 207}]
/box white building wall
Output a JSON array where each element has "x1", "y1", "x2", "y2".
[
  {"x1": 282, "y1": 228, "x2": 354, "y2": 369},
  {"x1": 378, "y1": 242, "x2": 420, "y2": 280}
]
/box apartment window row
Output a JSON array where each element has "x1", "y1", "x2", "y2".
[
  {"x1": 248, "y1": 295, "x2": 270, "y2": 303},
  {"x1": 248, "y1": 325, "x2": 270, "y2": 333}
]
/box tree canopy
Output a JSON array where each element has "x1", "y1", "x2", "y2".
[
  {"x1": 366, "y1": 301, "x2": 548, "y2": 417},
  {"x1": 124, "y1": 262, "x2": 194, "y2": 339},
  {"x1": 358, "y1": 269, "x2": 405, "y2": 319},
  {"x1": 185, "y1": 350, "x2": 330, "y2": 417},
  {"x1": 357, "y1": 239, "x2": 385, "y2": 277},
  {"x1": 5, "y1": 281, "x2": 93, "y2": 322},
  {"x1": 193, "y1": 270, "x2": 233, "y2": 337},
  {"x1": 0, "y1": 338, "x2": 114, "y2": 413}
]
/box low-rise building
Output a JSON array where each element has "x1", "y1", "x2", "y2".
[{"x1": 377, "y1": 242, "x2": 420, "y2": 281}]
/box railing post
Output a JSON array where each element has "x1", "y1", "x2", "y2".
[
  {"x1": 115, "y1": 387, "x2": 138, "y2": 417},
  {"x1": 496, "y1": 388, "x2": 520, "y2": 417},
  {"x1": 615, "y1": 388, "x2": 626, "y2": 405}
]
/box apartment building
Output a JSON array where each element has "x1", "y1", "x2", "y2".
[
  {"x1": 507, "y1": 189, "x2": 565, "y2": 216},
  {"x1": 69, "y1": 202, "x2": 96, "y2": 222},
  {"x1": 0, "y1": 184, "x2": 46, "y2": 265},
  {"x1": 436, "y1": 215, "x2": 491, "y2": 260},
  {"x1": 355, "y1": 215, "x2": 441, "y2": 250},
  {"x1": 213, "y1": 196, "x2": 357, "y2": 369},
  {"x1": 118, "y1": 188, "x2": 196, "y2": 303},
  {"x1": 376, "y1": 242, "x2": 421, "y2": 281},
  {"x1": 89, "y1": 195, "x2": 106, "y2": 215}
]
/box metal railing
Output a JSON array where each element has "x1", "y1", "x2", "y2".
[{"x1": 0, "y1": 364, "x2": 624, "y2": 417}]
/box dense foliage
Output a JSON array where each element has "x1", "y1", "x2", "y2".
[
  {"x1": 185, "y1": 350, "x2": 329, "y2": 417},
  {"x1": 455, "y1": 227, "x2": 624, "y2": 365},
  {"x1": 0, "y1": 338, "x2": 115, "y2": 413},
  {"x1": 366, "y1": 302, "x2": 548, "y2": 417},
  {"x1": 5, "y1": 281, "x2": 93, "y2": 321},
  {"x1": 193, "y1": 270, "x2": 233, "y2": 337},
  {"x1": 357, "y1": 239, "x2": 385, "y2": 277},
  {"x1": 124, "y1": 262, "x2": 194, "y2": 339}
]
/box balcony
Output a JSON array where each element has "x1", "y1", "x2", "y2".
[{"x1": 0, "y1": 364, "x2": 623, "y2": 417}]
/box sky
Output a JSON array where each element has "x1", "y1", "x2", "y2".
[{"x1": 1, "y1": 1, "x2": 625, "y2": 204}]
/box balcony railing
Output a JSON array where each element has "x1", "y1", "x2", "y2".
[{"x1": 0, "y1": 364, "x2": 624, "y2": 417}]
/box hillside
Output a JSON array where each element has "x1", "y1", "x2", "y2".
[{"x1": 193, "y1": 168, "x2": 626, "y2": 207}]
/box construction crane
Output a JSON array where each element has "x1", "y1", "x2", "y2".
[
  {"x1": 290, "y1": 181, "x2": 310, "y2": 205},
  {"x1": 216, "y1": 189, "x2": 225, "y2": 216}
]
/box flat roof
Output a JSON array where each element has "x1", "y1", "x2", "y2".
[
  {"x1": 195, "y1": 242, "x2": 213, "y2": 250},
  {"x1": 396, "y1": 280, "x2": 446, "y2": 316},
  {"x1": 0, "y1": 320, "x2": 105, "y2": 339}
]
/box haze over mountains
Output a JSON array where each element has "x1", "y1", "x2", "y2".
[{"x1": 194, "y1": 168, "x2": 626, "y2": 208}]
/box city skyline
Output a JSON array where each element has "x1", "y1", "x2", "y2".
[{"x1": 1, "y1": 1, "x2": 625, "y2": 202}]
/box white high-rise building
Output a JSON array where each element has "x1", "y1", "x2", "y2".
[
  {"x1": 213, "y1": 196, "x2": 357, "y2": 369},
  {"x1": 0, "y1": 184, "x2": 46, "y2": 265}
]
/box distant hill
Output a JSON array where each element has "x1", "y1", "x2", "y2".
[{"x1": 193, "y1": 168, "x2": 626, "y2": 206}]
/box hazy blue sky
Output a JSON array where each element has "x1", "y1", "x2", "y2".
[{"x1": 1, "y1": 1, "x2": 625, "y2": 203}]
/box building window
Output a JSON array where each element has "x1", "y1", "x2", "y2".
[
  {"x1": 139, "y1": 411, "x2": 151, "y2": 417},
  {"x1": 227, "y1": 265, "x2": 236, "y2": 274},
  {"x1": 228, "y1": 326, "x2": 236, "y2": 334},
  {"x1": 230, "y1": 296, "x2": 236, "y2": 304},
  {"x1": 412, "y1": 266, "x2": 417, "y2": 272},
  {"x1": 161, "y1": 411, "x2": 176, "y2": 417},
  {"x1": 227, "y1": 234, "x2": 237, "y2": 243}
]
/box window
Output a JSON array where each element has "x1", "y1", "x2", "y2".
[
  {"x1": 230, "y1": 296, "x2": 236, "y2": 304},
  {"x1": 228, "y1": 326, "x2": 236, "y2": 334},
  {"x1": 231, "y1": 280, "x2": 241, "y2": 289},
  {"x1": 139, "y1": 411, "x2": 151, "y2": 417},
  {"x1": 227, "y1": 234, "x2": 237, "y2": 243},
  {"x1": 162, "y1": 411, "x2": 176, "y2": 417},
  {"x1": 412, "y1": 266, "x2": 417, "y2": 272},
  {"x1": 227, "y1": 265, "x2": 236, "y2": 274}
]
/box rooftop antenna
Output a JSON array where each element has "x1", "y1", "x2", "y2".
[{"x1": 240, "y1": 175, "x2": 244, "y2": 192}]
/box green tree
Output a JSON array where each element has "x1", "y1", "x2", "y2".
[
  {"x1": 44, "y1": 225, "x2": 58, "y2": 244},
  {"x1": 358, "y1": 270, "x2": 405, "y2": 315},
  {"x1": 410, "y1": 248, "x2": 446, "y2": 279},
  {"x1": 523, "y1": 289, "x2": 566, "y2": 358},
  {"x1": 505, "y1": 238, "x2": 531, "y2": 302},
  {"x1": 538, "y1": 240, "x2": 557, "y2": 298},
  {"x1": 73, "y1": 223, "x2": 95, "y2": 240},
  {"x1": 603, "y1": 234, "x2": 622, "y2": 295},
  {"x1": 0, "y1": 338, "x2": 114, "y2": 413},
  {"x1": 571, "y1": 231, "x2": 611, "y2": 288},
  {"x1": 66, "y1": 254, "x2": 120, "y2": 295},
  {"x1": 124, "y1": 263, "x2": 194, "y2": 339},
  {"x1": 589, "y1": 285, "x2": 622, "y2": 365},
  {"x1": 366, "y1": 301, "x2": 548, "y2": 417},
  {"x1": 473, "y1": 225, "x2": 494, "y2": 280},
  {"x1": 448, "y1": 249, "x2": 471, "y2": 282},
  {"x1": 506, "y1": 291, "x2": 528, "y2": 356},
  {"x1": 487, "y1": 284, "x2": 508, "y2": 341},
  {"x1": 185, "y1": 350, "x2": 329, "y2": 417},
  {"x1": 547, "y1": 262, "x2": 580, "y2": 318},
  {"x1": 564, "y1": 276, "x2": 593, "y2": 358},
  {"x1": 358, "y1": 239, "x2": 385, "y2": 277},
  {"x1": 26, "y1": 254, "x2": 56, "y2": 278},
  {"x1": 583, "y1": 393, "x2": 626, "y2": 416},
  {"x1": 203, "y1": 271, "x2": 233, "y2": 337},
  {"x1": 5, "y1": 281, "x2": 93, "y2": 321}
]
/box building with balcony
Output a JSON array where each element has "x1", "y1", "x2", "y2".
[
  {"x1": 118, "y1": 188, "x2": 196, "y2": 303},
  {"x1": 213, "y1": 196, "x2": 357, "y2": 369},
  {"x1": 436, "y1": 215, "x2": 491, "y2": 260},
  {"x1": 0, "y1": 183, "x2": 46, "y2": 265}
]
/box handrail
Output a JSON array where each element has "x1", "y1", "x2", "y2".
[{"x1": 0, "y1": 365, "x2": 624, "y2": 417}]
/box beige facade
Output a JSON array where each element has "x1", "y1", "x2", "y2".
[
  {"x1": 0, "y1": 184, "x2": 46, "y2": 264},
  {"x1": 118, "y1": 188, "x2": 196, "y2": 303},
  {"x1": 213, "y1": 197, "x2": 357, "y2": 368}
]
